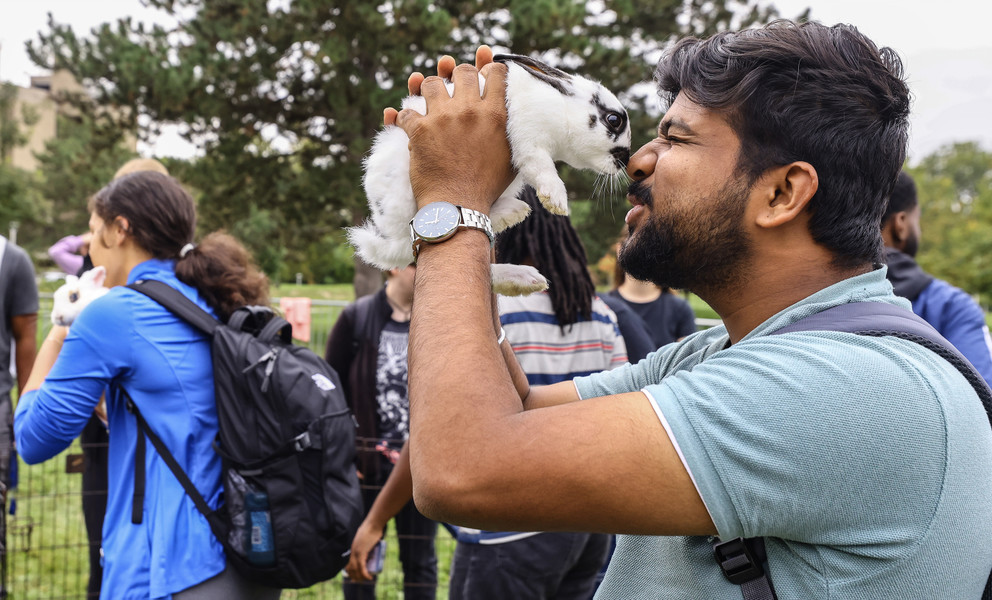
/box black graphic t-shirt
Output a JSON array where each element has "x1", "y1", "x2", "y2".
[{"x1": 374, "y1": 319, "x2": 410, "y2": 463}]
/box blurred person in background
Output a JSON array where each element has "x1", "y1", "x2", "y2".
[{"x1": 882, "y1": 170, "x2": 992, "y2": 385}]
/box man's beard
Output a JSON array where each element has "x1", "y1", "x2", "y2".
[
  {"x1": 619, "y1": 176, "x2": 753, "y2": 293},
  {"x1": 903, "y1": 228, "x2": 919, "y2": 258}
]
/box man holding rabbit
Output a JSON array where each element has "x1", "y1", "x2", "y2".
[{"x1": 388, "y1": 20, "x2": 992, "y2": 599}]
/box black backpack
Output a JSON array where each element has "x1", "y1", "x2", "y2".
[
  {"x1": 713, "y1": 301, "x2": 992, "y2": 600},
  {"x1": 122, "y1": 280, "x2": 363, "y2": 589}
]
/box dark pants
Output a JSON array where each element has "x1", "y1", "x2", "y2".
[
  {"x1": 80, "y1": 416, "x2": 109, "y2": 599},
  {"x1": 449, "y1": 532, "x2": 611, "y2": 600},
  {"x1": 343, "y1": 474, "x2": 438, "y2": 600},
  {"x1": 174, "y1": 565, "x2": 281, "y2": 599}
]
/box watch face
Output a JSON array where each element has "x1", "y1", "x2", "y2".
[{"x1": 412, "y1": 202, "x2": 461, "y2": 242}]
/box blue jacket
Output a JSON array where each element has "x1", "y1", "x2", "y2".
[
  {"x1": 15, "y1": 259, "x2": 225, "y2": 599},
  {"x1": 885, "y1": 248, "x2": 992, "y2": 386}
]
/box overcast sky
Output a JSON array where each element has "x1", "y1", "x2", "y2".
[{"x1": 1, "y1": 0, "x2": 989, "y2": 163}]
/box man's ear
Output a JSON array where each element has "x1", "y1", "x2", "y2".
[
  {"x1": 881, "y1": 211, "x2": 909, "y2": 249},
  {"x1": 753, "y1": 161, "x2": 818, "y2": 229}
]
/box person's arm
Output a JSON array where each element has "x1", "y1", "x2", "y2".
[
  {"x1": 396, "y1": 51, "x2": 713, "y2": 536},
  {"x1": 324, "y1": 304, "x2": 357, "y2": 397},
  {"x1": 47, "y1": 235, "x2": 86, "y2": 275},
  {"x1": 12, "y1": 313, "x2": 37, "y2": 396},
  {"x1": 9, "y1": 249, "x2": 39, "y2": 395},
  {"x1": 344, "y1": 442, "x2": 415, "y2": 582},
  {"x1": 16, "y1": 298, "x2": 119, "y2": 464},
  {"x1": 21, "y1": 326, "x2": 67, "y2": 395}
]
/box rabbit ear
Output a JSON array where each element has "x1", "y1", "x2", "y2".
[
  {"x1": 493, "y1": 54, "x2": 574, "y2": 96},
  {"x1": 86, "y1": 266, "x2": 107, "y2": 288}
]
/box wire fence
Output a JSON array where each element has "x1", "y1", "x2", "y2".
[
  {"x1": 8, "y1": 295, "x2": 721, "y2": 598},
  {"x1": 6, "y1": 438, "x2": 458, "y2": 599}
]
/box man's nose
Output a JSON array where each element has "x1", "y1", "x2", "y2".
[{"x1": 626, "y1": 144, "x2": 656, "y2": 180}]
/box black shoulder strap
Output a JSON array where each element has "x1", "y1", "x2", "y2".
[
  {"x1": 716, "y1": 301, "x2": 992, "y2": 600},
  {"x1": 122, "y1": 280, "x2": 226, "y2": 539},
  {"x1": 774, "y1": 302, "x2": 992, "y2": 422},
  {"x1": 122, "y1": 387, "x2": 227, "y2": 541},
  {"x1": 127, "y1": 279, "x2": 220, "y2": 336}
]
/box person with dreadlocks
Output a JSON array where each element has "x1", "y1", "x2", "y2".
[
  {"x1": 494, "y1": 186, "x2": 629, "y2": 386},
  {"x1": 344, "y1": 186, "x2": 627, "y2": 599}
]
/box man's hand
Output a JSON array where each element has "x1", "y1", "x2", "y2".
[
  {"x1": 344, "y1": 520, "x2": 384, "y2": 582},
  {"x1": 384, "y1": 46, "x2": 514, "y2": 215}
]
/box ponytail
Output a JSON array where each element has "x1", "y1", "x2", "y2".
[
  {"x1": 91, "y1": 172, "x2": 270, "y2": 322},
  {"x1": 175, "y1": 232, "x2": 270, "y2": 322}
]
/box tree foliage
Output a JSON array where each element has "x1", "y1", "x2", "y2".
[
  {"x1": 27, "y1": 0, "x2": 783, "y2": 293},
  {"x1": 0, "y1": 83, "x2": 45, "y2": 230},
  {"x1": 908, "y1": 142, "x2": 992, "y2": 306}
]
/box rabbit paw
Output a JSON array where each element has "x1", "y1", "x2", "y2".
[
  {"x1": 491, "y1": 264, "x2": 549, "y2": 296},
  {"x1": 535, "y1": 176, "x2": 569, "y2": 216},
  {"x1": 490, "y1": 198, "x2": 531, "y2": 232}
]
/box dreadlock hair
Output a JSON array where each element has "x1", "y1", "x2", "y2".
[{"x1": 495, "y1": 186, "x2": 595, "y2": 330}]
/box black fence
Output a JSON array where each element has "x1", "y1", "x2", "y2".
[{"x1": 5, "y1": 439, "x2": 458, "y2": 599}]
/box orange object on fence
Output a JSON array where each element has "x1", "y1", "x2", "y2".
[{"x1": 279, "y1": 297, "x2": 312, "y2": 343}]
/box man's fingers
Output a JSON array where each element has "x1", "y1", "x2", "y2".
[
  {"x1": 384, "y1": 107, "x2": 399, "y2": 126},
  {"x1": 479, "y1": 62, "x2": 508, "y2": 100},
  {"x1": 451, "y1": 63, "x2": 481, "y2": 98},
  {"x1": 420, "y1": 75, "x2": 449, "y2": 102},
  {"x1": 437, "y1": 55, "x2": 456, "y2": 79},
  {"x1": 394, "y1": 108, "x2": 424, "y2": 135},
  {"x1": 358, "y1": 561, "x2": 372, "y2": 581},
  {"x1": 407, "y1": 71, "x2": 425, "y2": 96},
  {"x1": 475, "y1": 45, "x2": 494, "y2": 69}
]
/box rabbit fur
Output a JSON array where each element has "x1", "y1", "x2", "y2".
[
  {"x1": 349, "y1": 54, "x2": 631, "y2": 296},
  {"x1": 51, "y1": 266, "x2": 109, "y2": 326}
]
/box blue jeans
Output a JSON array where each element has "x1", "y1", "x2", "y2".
[{"x1": 449, "y1": 532, "x2": 610, "y2": 600}]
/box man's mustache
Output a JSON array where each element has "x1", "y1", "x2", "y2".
[{"x1": 628, "y1": 181, "x2": 653, "y2": 208}]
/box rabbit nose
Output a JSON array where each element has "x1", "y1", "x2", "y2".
[{"x1": 611, "y1": 147, "x2": 630, "y2": 168}]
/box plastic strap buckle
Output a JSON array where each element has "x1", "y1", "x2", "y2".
[
  {"x1": 292, "y1": 431, "x2": 312, "y2": 452},
  {"x1": 713, "y1": 537, "x2": 765, "y2": 585}
]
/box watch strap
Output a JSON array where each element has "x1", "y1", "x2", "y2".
[
  {"x1": 411, "y1": 204, "x2": 494, "y2": 258},
  {"x1": 457, "y1": 207, "x2": 495, "y2": 245}
]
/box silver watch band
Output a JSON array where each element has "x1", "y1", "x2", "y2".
[
  {"x1": 457, "y1": 207, "x2": 495, "y2": 245},
  {"x1": 411, "y1": 205, "x2": 494, "y2": 258}
]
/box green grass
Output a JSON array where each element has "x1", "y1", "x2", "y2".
[
  {"x1": 271, "y1": 283, "x2": 355, "y2": 303},
  {"x1": 9, "y1": 441, "x2": 458, "y2": 599}
]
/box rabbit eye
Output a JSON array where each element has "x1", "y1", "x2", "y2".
[
  {"x1": 69, "y1": 292, "x2": 80, "y2": 303},
  {"x1": 604, "y1": 111, "x2": 626, "y2": 133}
]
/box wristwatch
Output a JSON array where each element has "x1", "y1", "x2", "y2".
[{"x1": 410, "y1": 201, "x2": 494, "y2": 258}]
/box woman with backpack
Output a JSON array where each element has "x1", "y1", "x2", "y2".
[{"x1": 15, "y1": 171, "x2": 280, "y2": 599}]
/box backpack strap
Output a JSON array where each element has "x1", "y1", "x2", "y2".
[
  {"x1": 774, "y1": 302, "x2": 992, "y2": 420},
  {"x1": 122, "y1": 280, "x2": 226, "y2": 538},
  {"x1": 712, "y1": 537, "x2": 776, "y2": 599},
  {"x1": 715, "y1": 301, "x2": 992, "y2": 600},
  {"x1": 127, "y1": 279, "x2": 220, "y2": 336},
  {"x1": 257, "y1": 313, "x2": 293, "y2": 345},
  {"x1": 122, "y1": 386, "x2": 227, "y2": 542}
]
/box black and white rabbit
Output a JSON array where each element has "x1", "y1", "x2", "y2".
[{"x1": 349, "y1": 54, "x2": 631, "y2": 296}]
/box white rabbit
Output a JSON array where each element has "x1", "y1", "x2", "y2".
[
  {"x1": 349, "y1": 54, "x2": 632, "y2": 296},
  {"x1": 51, "y1": 266, "x2": 109, "y2": 326}
]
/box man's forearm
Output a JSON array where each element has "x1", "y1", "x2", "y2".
[{"x1": 408, "y1": 230, "x2": 524, "y2": 507}]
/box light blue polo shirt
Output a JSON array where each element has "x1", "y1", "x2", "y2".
[
  {"x1": 575, "y1": 268, "x2": 992, "y2": 599},
  {"x1": 15, "y1": 259, "x2": 225, "y2": 599}
]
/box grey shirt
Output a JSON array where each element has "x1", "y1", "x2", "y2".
[{"x1": 0, "y1": 237, "x2": 39, "y2": 399}]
